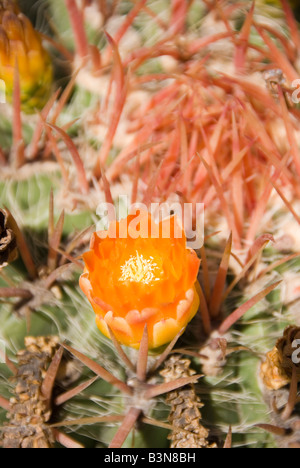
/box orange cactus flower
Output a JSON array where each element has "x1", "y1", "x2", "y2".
[
  {"x1": 80, "y1": 211, "x2": 200, "y2": 350},
  {"x1": 0, "y1": 1, "x2": 53, "y2": 113}
]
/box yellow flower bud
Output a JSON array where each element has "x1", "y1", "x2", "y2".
[{"x1": 0, "y1": 1, "x2": 53, "y2": 113}]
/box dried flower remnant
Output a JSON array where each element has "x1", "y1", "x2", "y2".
[
  {"x1": 160, "y1": 355, "x2": 216, "y2": 448},
  {"x1": 0, "y1": 336, "x2": 59, "y2": 448},
  {"x1": 276, "y1": 326, "x2": 300, "y2": 379},
  {"x1": 0, "y1": 208, "x2": 17, "y2": 268},
  {"x1": 260, "y1": 326, "x2": 300, "y2": 390},
  {"x1": 259, "y1": 329, "x2": 300, "y2": 446},
  {"x1": 260, "y1": 347, "x2": 291, "y2": 391},
  {"x1": 0, "y1": 336, "x2": 85, "y2": 449},
  {"x1": 80, "y1": 211, "x2": 200, "y2": 349},
  {"x1": 0, "y1": 0, "x2": 53, "y2": 113}
]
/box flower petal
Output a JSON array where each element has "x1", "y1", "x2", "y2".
[{"x1": 80, "y1": 210, "x2": 201, "y2": 349}]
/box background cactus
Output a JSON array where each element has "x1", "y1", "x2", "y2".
[{"x1": 0, "y1": 0, "x2": 300, "y2": 449}]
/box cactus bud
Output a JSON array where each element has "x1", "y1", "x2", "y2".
[{"x1": 0, "y1": 1, "x2": 53, "y2": 113}]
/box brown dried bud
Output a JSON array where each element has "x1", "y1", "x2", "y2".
[
  {"x1": 1, "y1": 336, "x2": 59, "y2": 448},
  {"x1": 260, "y1": 347, "x2": 291, "y2": 390},
  {"x1": 276, "y1": 326, "x2": 300, "y2": 378},
  {"x1": 0, "y1": 208, "x2": 17, "y2": 267},
  {"x1": 260, "y1": 326, "x2": 300, "y2": 391},
  {"x1": 160, "y1": 356, "x2": 217, "y2": 448}
]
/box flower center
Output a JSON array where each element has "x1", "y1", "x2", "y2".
[{"x1": 119, "y1": 251, "x2": 161, "y2": 285}]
